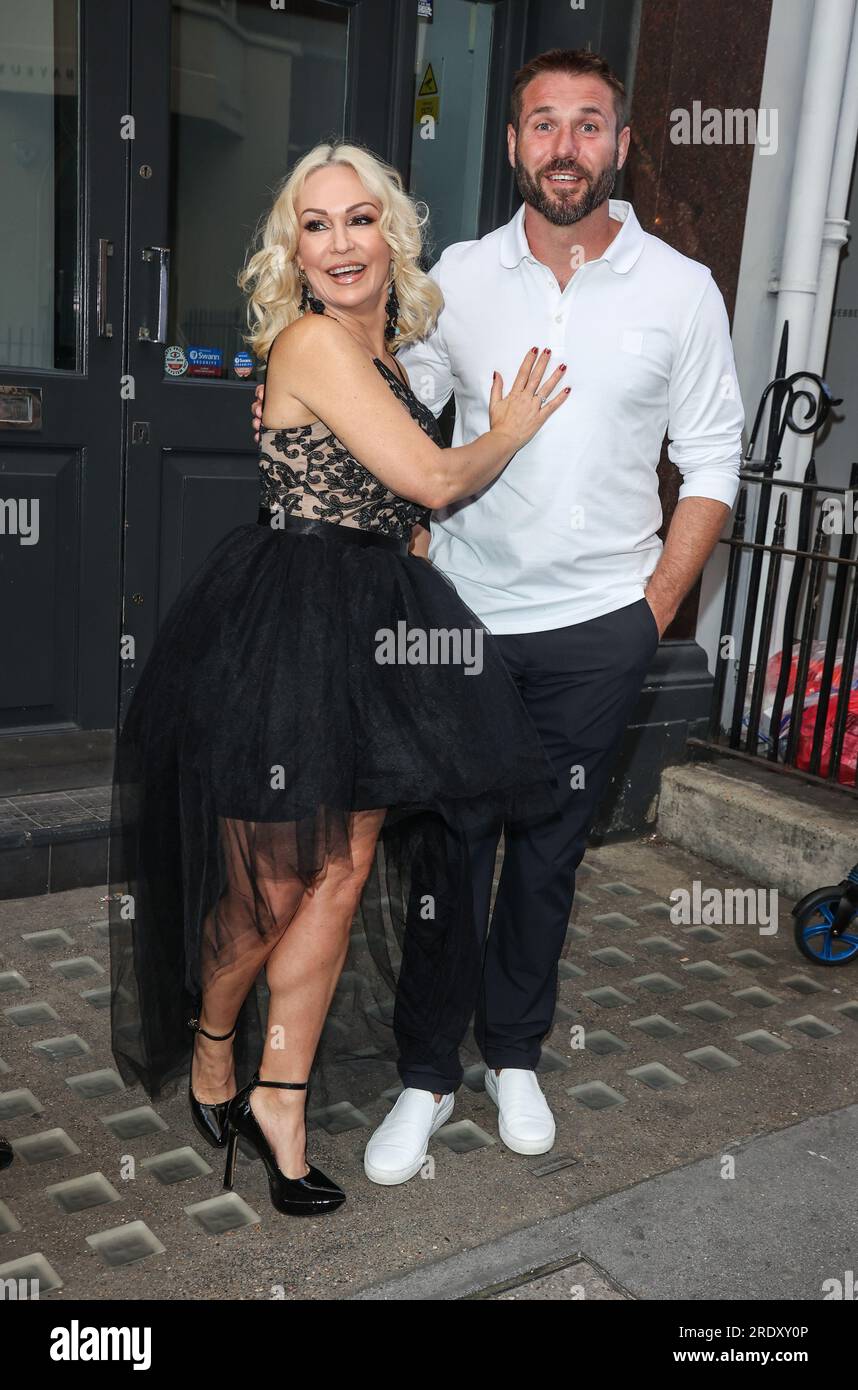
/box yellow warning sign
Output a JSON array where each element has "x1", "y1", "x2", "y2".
[
  {"x1": 415, "y1": 95, "x2": 439, "y2": 125},
  {"x1": 415, "y1": 61, "x2": 440, "y2": 125},
  {"x1": 418, "y1": 62, "x2": 438, "y2": 97}
]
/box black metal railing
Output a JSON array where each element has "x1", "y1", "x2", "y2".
[{"x1": 690, "y1": 321, "x2": 858, "y2": 793}]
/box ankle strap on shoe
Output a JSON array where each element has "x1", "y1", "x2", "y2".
[
  {"x1": 188, "y1": 1016, "x2": 237, "y2": 1042},
  {"x1": 254, "y1": 1078, "x2": 308, "y2": 1090}
]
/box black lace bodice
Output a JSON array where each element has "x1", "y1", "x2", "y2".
[{"x1": 258, "y1": 357, "x2": 440, "y2": 539}]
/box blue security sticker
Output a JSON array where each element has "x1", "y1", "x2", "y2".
[
  {"x1": 164, "y1": 344, "x2": 188, "y2": 376},
  {"x1": 187, "y1": 346, "x2": 223, "y2": 378},
  {"x1": 233, "y1": 350, "x2": 254, "y2": 379}
]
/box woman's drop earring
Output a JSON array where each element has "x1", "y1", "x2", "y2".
[
  {"x1": 299, "y1": 269, "x2": 326, "y2": 316},
  {"x1": 385, "y1": 276, "x2": 400, "y2": 341}
]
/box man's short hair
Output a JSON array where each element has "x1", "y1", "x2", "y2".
[{"x1": 510, "y1": 48, "x2": 628, "y2": 137}]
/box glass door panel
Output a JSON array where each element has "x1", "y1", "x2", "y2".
[
  {"x1": 0, "y1": 0, "x2": 81, "y2": 370},
  {"x1": 408, "y1": 0, "x2": 494, "y2": 257},
  {"x1": 166, "y1": 0, "x2": 350, "y2": 379}
]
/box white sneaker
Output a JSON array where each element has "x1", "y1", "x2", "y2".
[
  {"x1": 364, "y1": 1087, "x2": 455, "y2": 1186},
  {"x1": 484, "y1": 1067, "x2": 556, "y2": 1155}
]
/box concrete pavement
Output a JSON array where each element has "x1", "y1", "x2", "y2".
[{"x1": 2, "y1": 831, "x2": 857, "y2": 1301}]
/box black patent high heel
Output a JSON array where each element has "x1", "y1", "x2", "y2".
[
  {"x1": 223, "y1": 1072, "x2": 346, "y2": 1217},
  {"x1": 188, "y1": 1014, "x2": 238, "y2": 1149}
]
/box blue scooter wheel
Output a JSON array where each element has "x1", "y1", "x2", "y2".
[{"x1": 793, "y1": 887, "x2": 858, "y2": 966}]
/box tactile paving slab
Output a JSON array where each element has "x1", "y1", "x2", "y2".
[{"x1": 1, "y1": 834, "x2": 857, "y2": 1302}]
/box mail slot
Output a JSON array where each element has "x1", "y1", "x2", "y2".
[{"x1": 0, "y1": 386, "x2": 43, "y2": 429}]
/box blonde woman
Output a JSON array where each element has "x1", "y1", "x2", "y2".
[{"x1": 108, "y1": 141, "x2": 568, "y2": 1218}]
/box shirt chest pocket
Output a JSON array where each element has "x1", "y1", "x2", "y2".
[
  {"x1": 621, "y1": 329, "x2": 645, "y2": 355},
  {"x1": 587, "y1": 324, "x2": 671, "y2": 411}
]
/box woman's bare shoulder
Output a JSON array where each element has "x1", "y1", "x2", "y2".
[
  {"x1": 263, "y1": 316, "x2": 386, "y2": 428},
  {"x1": 264, "y1": 317, "x2": 368, "y2": 420},
  {"x1": 269, "y1": 313, "x2": 362, "y2": 369}
]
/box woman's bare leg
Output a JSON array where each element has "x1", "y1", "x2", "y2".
[
  {"x1": 191, "y1": 816, "x2": 305, "y2": 1104},
  {"x1": 249, "y1": 807, "x2": 387, "y2": 1179}
]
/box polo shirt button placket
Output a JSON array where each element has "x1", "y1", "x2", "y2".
[
  {"x1": 551, "y1": 263, "x2": 586, "y2": 351},
  {"x1": 539, "y1": 267, "x2": 564, "y2": 357},
  {"x1": 540, "y1": 277, "x2": 561, "y2": 356},
  {"x1": 549, "y1": 315, "x2": 565, "y2": 360}
]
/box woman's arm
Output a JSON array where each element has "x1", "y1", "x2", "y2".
[{"x1": 266, "y1": 315, "x2": 569, "y2": 511}]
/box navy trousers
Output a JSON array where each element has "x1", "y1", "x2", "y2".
[{"x1": 396, "y1": 595, "x2": 660, "y2": 1094}]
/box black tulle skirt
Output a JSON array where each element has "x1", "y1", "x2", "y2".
[{"x1": 108, "y1": 510, "x2": 559, "y2": 1108}]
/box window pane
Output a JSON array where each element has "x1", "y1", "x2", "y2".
[
  {"x1": 409, "y1": 0, "x2": 493, "y2": 259},
  {"x1": 167, "y1": 0, "x2": 349, "y2": 379},
  {"x1": 0, "y1": 0, "x2": 80, "y2": 370}
]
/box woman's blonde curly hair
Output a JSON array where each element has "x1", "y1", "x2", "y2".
[{"x1": 237, "y1": 141, "x2": 443, "y2": 361}]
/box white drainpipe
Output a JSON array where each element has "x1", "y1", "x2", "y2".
[
  {"x1": 808, "y1": 6, "x2": 858, "y2": 375},
  {"x1": 770, "y1": 0, "x2": 855, "y2": 487},
  {"x1": 753, "y1": 0, "x2": 856, "y2": 678}
]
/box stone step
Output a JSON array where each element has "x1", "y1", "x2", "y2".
[
  {"x1": 0, "y1": 786, "x2": 110, "y2": 900},
  {"x1": 657, "y1": 755, "x2": 858, "y2": 900}
]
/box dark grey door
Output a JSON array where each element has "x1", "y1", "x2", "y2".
[
  {"x1": 0, "y1": 0, "x2": 129, "y2": 777},
  {"x1": 120, "y1": 0, "x2": 416, "y2": 724},
  {"x1": 0, "y1": 0, "x2": 419, "y2": 771}
]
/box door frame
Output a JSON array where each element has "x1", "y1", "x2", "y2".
[{"x1": 0, "y1": 0, "x2": 130, "y2": 790}]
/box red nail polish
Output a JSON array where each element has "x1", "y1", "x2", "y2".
[
  {"x1": 531, "y1": 346, "x2": 538, "y2": 354},
  {"x1": 564, "y1": 386, "x2": 571, "y2": 393},
  {"x1": 560, "y1": 364, "x2": 567, "y2": 371}
]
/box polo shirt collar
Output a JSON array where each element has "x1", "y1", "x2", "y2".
[{"x1": 499, "y1": 198, "x2": 645, "y2": 274}]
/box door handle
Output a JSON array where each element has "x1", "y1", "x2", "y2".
[
  {"x1": 96, "y1": 238, "x2": 114, "y2": 338},
  {"x1": 139, "y1": 245, "x2": 171, "y2": 343}
]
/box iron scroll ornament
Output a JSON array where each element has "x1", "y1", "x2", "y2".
[{"x1": 743, "y1": 369, "x2": 842, "y2": 474}]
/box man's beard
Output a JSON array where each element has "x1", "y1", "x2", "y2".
[{"x1": 514, "y1": 149, "x2": 618, "y2": 225}]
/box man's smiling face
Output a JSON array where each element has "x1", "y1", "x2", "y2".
[{"x1": 508, "y1": 72, "x2": 630, "y2": 227}]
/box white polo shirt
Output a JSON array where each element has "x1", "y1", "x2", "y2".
[{"x1": 397, "y1": 200, "x2": 745, "y2": 634}]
